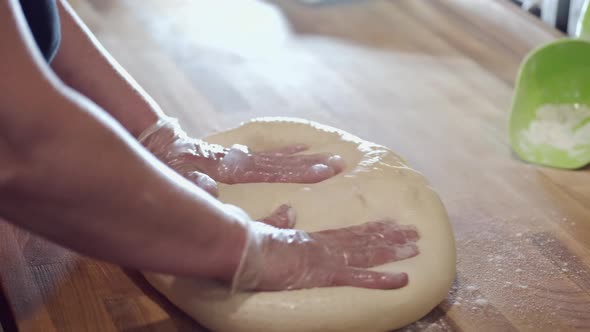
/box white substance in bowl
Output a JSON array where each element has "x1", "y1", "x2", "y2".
[
  {"x1": 143, "y1": 117, "x2": 456, "y2": 332},
  {"x1": 519, "y1": 103, "x2": 590, "y2": 159}
]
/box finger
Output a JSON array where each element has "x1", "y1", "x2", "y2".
[
  {"x1": 253, "y1": 154, "x2": 340, "y2": 169},
  {"x1": 239, "y1": 162, "x2": 333, "y2": 182},
  {"x1": 385, "y1": 228, "x2": 420, "y2": 243},
  {"x1": 216, "y1": 149, "x2": 253, "y2": 184},
  {"x1": 344, "y1": 243, "x2": 419, "y2": 268},
  {"x1": 222, "y1": 151, "x2": 344, "y2": 184},
  {"x1": 257, "y1": 144, "x2": 310, "y2": 155},
  {"x1": 329, "y1": 269, "x2": 409, "y2": 289},
  {"x1": 354, "y1": 222, "x2": 420, "y2": 245},
  {"x1": 232, "y1": 166, "x2": 335, "y2": 184},
  {"x1": 255, "y1": 154, "x2": 344, "y2": 180},
  {"x1": 174, "y1": 153, "x2": 223, "y2": 175},
  {"x1": 377, "y1": 223, "x2": 420, "y2": 244},
  {"x1": 260, "y1": 204, "x2": 297, "y2": 228},
  {"x1": 257, "y1": 155, "x2": 345, "y2": 177},
  {"x1": 314, "y1": 222, "x2": 419, "y2": 248},
  {"x1": 325, "y1": 155, "x2": 345, "y2": 173},
  {"x1": 249, "y1": 157, "x2": 330, "y2": 175},
  {"x1": 230, "y1": 170, "x2": 278, "y2": 183},
  {"x1": 219, "y1": 148, "x2": 252, "y2": 173},
  {"x1": 303, "y1": 164, "x2": 337, "y2": 182},
  {"x1": 361, "y1": 227, "x2": 418, "y2": 246},
  {"x1": 186, "y1": 171, "x2": 219, "y2": 197},
  {"x1": 255, "y1": 151, "x2": 325, "y2": 162},
  {"x1": 279, "y1": 164, "x2": 335, "y2": 183}
]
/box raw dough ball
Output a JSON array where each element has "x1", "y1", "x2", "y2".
[{"x1": 143, "y1": 117, "x2": 456, "y2": 332}]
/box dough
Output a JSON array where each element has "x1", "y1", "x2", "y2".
[{"x1": 143, "y1": 117, "x2": 456, "y2": 332}]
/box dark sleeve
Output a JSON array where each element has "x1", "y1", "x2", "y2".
[{"x1": 19, "y1": 0, "x2": 61, "y2": 63}]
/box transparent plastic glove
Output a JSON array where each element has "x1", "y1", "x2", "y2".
[
  {"x1": 227, "y1": 204, "x2": 420, "y2": 292},
  {"x1": 138, "y1": 116, "x2": 345, "y2": 196}
]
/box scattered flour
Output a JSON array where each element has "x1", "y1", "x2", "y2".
[
  {"x1": 474, "y1": 298, "x2": 488, "y2": 306},
  {"x1": 519, "y1": 103, "x2": 590, "y2": 160}
]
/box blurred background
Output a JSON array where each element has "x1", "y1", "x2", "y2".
[{"x1": 511, "y1": 0, "x2": 586, "y2": 34}]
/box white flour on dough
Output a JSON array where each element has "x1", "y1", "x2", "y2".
[{"x1": 143, "y1": 117, "x2": 456, "y2": 332}]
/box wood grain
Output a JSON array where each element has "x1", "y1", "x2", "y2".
[{"x1": 2, "y1": 0, "x2": 590, "y2": 331}]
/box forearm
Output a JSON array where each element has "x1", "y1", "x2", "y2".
[
  {"x1": 50, "y1": 0, "x2": 162, "y2": 138},
  {"x1": 0, "y1": 0, "x2": 245, "y2": 282},
  {"x1": 0, "y1": 86, "x2": 244, "y2": 280}
]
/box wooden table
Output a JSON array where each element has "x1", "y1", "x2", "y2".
[{"x1": 2, "y1": 0, "x2": 589, "y2": 331}]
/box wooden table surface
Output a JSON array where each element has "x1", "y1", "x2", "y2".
[{"x1": 2, "y1": 0, "x2": 590, "y2": 331}]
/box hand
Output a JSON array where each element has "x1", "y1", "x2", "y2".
[
  {"x1": 214, "y1": 143, "x2": 345, "y2": 185},
  {"x1": 230, "y1": 204, "x2": 420, "y2": 292},
  {"x1": 259, "y1": 204, "x2": 297, "y2": 229},
  {"x1": 138, "y1": 117, "x2": 345, "y2": 196}
]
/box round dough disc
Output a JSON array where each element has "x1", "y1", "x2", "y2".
[{"x1": 143, "y1": 117, "x2": 456, "y2": 332}]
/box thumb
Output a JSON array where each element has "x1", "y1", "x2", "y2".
[
  {"x1": 186, "y1": 171, "x2": 219, "y2": 197},
  {"x1": 260, "y1": 204, "x2": 297, "y2": 228},
  {"x1": 329, "y1": 268, "x2": 409, "y2": 289}
]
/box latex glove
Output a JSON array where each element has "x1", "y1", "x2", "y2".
[
  {"x1": 138, "y1": 116, "x2": 345, "y2": 196},
  {"x1": 227, "y1": 204, "x2": 420, "y2": 292}
]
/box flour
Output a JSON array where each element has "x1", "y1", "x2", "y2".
[
  {"x1": 519, "y1": 103, "x2": 590, "y2": 161},
  {"x1": 474, "y1": 298, "x2": 488, "y2": 306}
]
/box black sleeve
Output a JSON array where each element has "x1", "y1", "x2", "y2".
[{"x1": 19, "y1": 0, "x2": 61, "y2": 63}]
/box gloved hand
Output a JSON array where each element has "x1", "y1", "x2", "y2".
[
  {"x1": 138, "y1": 116, "x2": 345, "y2": 196},
  {"x1": 227, "y1": 204, "x2": 420, "y2": 292}
]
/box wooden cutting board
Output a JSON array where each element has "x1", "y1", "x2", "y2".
[{"x1": 2, "y1": 0, "x2": 589, "y2": 331}]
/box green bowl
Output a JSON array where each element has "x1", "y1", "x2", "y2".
[{"x1": 509, "y1": 38, "x2": 590, "y2": 169}]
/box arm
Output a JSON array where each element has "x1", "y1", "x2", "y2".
[
  {"x1": 0, "y1": 0, "x2": 244, "y2": 280},
  {"x1": 50, "y1": 0, "x2": 162, "y2": 138},
  {"x1": 1, "y1": 0, "x2": 416, "y2": 291},
  {"x1": 49, "y1": 0, "x2": 344, "y2": 195}
]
